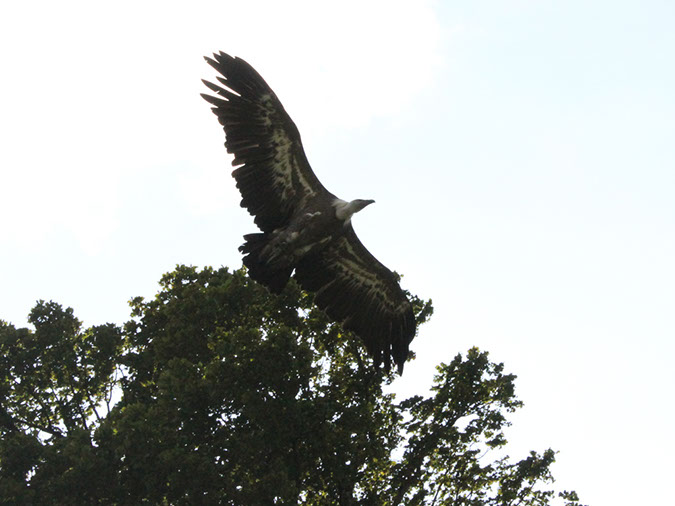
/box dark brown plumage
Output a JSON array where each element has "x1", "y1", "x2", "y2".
[{"x1": 202, "y1": 51, "x2": 416, "y2": 374}]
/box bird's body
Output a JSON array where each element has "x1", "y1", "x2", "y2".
[
  {"x1": 202, "y1": 52, "x2": 416, "y2": 373},
  {"x1": 241, "y1": 197, "x2": 374, "y2": 293}
]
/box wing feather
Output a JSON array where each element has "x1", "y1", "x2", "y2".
[
  {"x1": 201, "y1": 52, "x2": 332, "y2": 232},
  {"x1": 294, "y1": 225, "x2": 416, "y2": 374}
]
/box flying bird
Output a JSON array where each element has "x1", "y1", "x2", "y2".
[{"x1": 201, "y1": 52, "x2": 416, "y2": 374}]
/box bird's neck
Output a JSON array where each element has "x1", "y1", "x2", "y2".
[{"x1": 333, "y1": 199, "x2": 360, "y2": 222}]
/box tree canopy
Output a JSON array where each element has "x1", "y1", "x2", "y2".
[{"x1": 0, "y1": 265, "x2": 584, "y2": 505}]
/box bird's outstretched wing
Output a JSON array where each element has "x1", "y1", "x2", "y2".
[
  {"x1": 294, "y1": 225, "x2": 416, "y2": 374},
  {"x1": 201, "y1": 52, "x2": 332, "y2": 232}
]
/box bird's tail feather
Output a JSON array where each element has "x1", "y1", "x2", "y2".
[{"x1": 239, "y1": 233, "x2": 292, "y2": 294}]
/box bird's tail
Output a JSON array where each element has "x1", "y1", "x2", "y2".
[{"x1": 239, "y1": 233, "x2": 292, "y2": 294}]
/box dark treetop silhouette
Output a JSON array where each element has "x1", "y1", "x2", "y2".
[{"x1": 201, "y1": 52, "x2": 416, "y2": 374}]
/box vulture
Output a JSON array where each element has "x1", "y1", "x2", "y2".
[{"x1": 201, "y1": 52, "x2": 416, "y2": 374}]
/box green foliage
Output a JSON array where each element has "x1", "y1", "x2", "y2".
[{"x1": 0, "y1": 266, "x2": 584, "y2": 505}]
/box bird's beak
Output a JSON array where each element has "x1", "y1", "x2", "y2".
[{"x1": 362, "y1": 199, "x2": 375, "y2": 211}]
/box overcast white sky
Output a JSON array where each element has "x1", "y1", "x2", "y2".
[{"x1": 2, "y1": 1, "x2": 674, "y2": 504}]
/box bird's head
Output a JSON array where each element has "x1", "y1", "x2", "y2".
[
  {"x1": 334, "y1": 198, "x2": 375, "y2": 222},
  {"x1": 352, "y1": 199, "x2": 375, "y2": 213}
]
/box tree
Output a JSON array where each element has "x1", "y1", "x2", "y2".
[{"x1": 0, "y1": 266, "x2": 585, "y2": 505}]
